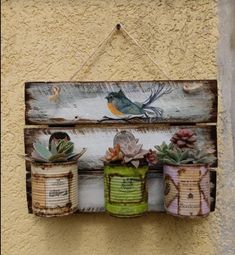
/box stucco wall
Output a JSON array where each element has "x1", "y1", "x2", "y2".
[{"x1": 2, "y1": 0, "x2": 233, "y2": 254}]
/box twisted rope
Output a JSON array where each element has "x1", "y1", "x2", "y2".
[{"x1": 69, "y1": 23, "x2": 171, "y2": 80}]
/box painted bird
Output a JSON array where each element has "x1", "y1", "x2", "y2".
[{"x1": 105, "y1": 85, "x2": 172, "y2": 118}]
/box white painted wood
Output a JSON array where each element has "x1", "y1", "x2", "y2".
[
  {"x1": 25, "y1": 126, "x2": 217, "y2": 213},
  {"x1": 25, "y1": 80, "x2": 217, "y2": 124},
  {"x1": 25, "y1": 126, "x2": 217, "y2": 170}
]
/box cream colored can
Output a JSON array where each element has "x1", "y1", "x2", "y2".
[{"x1": 31, "y1": 161, "x2": 78, "y2": 217}]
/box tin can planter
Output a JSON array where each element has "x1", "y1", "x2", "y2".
[
  {"x1": 31, "y1": 161, "x2": 78, "y2": 217},
  {"x1": 163, "y1": 164, "x2": 210, "y2": 218},
  {"x1": 104, "y1": 163, "x2": 148, "y2": 217}
]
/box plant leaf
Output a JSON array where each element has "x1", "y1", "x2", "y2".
[
  {"x1": 180, "y1": 150, "x2": 190, "y2": 161},
  {"x1": 163, "y1": 159, "x2": 179, "y2": 165},
  {"x1": 50, "y1": 140, "x2": 58, "y2": 155},
  {"x1": 166, "y1": 149, "x2": 178, "y2": 162},
  {"x1": 180, "y1": 158, "x2": 194, "y2": 164},
  {"x1": 131, "y1": 160, "x2": 140, "y2": 168},
  {"x1": 67, "y1": 148, "x2": 87, "y2": 161},
  {"x1": 49, "y1": 153, "x2": 66, "y2": 162},
  {"x1": 63, "y1": 142, "x2": 74, "y2": 155},
  {"x1": 33, "y1": 143, "x2": 52, "y2": 160}
]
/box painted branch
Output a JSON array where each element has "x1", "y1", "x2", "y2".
[{"x1": 25, "y1": 80, "x2": 217, "y2": 125}]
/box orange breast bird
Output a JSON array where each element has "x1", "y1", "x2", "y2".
[{"x1": 105, "y1": 85, "x2": 172, "y2": 118}]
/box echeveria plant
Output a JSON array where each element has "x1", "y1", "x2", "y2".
[
  {"x1": 22, "y1": 133, "x2": 86, "y2": 163},
  {"x1": 155, "y1": 129, "x2": 216, "y2": 166},
  {"x1": 102, "y1": 131, "x2": 157, "y2": 168}
]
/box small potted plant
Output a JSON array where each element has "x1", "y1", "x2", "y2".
[
  {"x1": 24, "y1": 132, "x2": 86, "y2": 217},
  {"x1": 102, "y1": 131, "x2": 157, "y2": 217},
  {"x1": 155, "y1": 129, "x2": 216, "y2": 218}
]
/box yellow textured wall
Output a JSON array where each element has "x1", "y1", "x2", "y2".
[{"x1": 2, "y1": 1, "x2": 221, "y2": 254}]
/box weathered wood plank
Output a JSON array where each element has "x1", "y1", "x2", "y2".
[
  {"x1": 25, "y1": 80, "x2": 217, "y2": 125},
  {"x1": 24, "y1": 125, "x2": 217, "y2": 213},
  {"x1": 24, "y1": 125, "x2": 217, "y2": 171},
  {"x1": 210, "y1": 170, "x2": 217, "y2": 211}
]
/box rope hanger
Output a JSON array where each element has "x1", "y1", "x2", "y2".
[
  {"x1": 69, "y1": 23, "x2": 171, "y2": 80},
  {"x1": 50, "y1": 23, "x2": 172, "y2": 102},
  {"x1": 50, "y1": 24, "x2": 199, "y2": 102}
]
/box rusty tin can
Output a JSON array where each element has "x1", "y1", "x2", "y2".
[
  {"x1": 104, "y1": 164, "x2": 148, "y2": 217},
  {"x1": 31, "y1": 161, "x2": 78, "y2": 217},
  {"x1": 163, "y1": 164, "x2": 210, "y2": 218}
]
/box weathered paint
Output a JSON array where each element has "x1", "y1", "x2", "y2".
[
  {"x1": 163, "y1": 164, "x2": 210, "y2": 217},
  {"x1": 24, "y1": 126, "x2": 217, "y2": 213},
  {"x1": 25, "y1": 80, "x2": 217, "y2": 125},
  {"x1": 78, "y1": 171, "x2": 165, "y2": 213},
  {"x1": 2, "y1": 0, "x2": 224, "y2": 254},
  {"x1": 27, "y1": 169, "x2": 216, "y2": 214},
  {"x1": 104, "y1": 164, "x2": 148, "y2": 217},
  {"x1": 31, "y1": 161, "x2": 78, "y2": 217},
  {"x1": 24, "y1": 125, "x2": 217, "y2": 170}
]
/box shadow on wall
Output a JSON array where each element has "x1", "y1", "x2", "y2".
[{"x1": 33, "y1": 213, "x2": 214, "y2": 254}]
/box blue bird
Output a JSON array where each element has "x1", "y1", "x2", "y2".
[{"x1": 105, "y1": 84, "x2": 172, "y2": 119}]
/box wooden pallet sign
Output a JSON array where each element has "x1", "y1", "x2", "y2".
[
  {"x1": 24, "y1": 125, "x2": 217, "y2": 213},
  {"x1": 25, "y1": 126, "x2": 217, "y2": 171},
  {"x1": 25, "y1": 80, "x2": 217, "y2": 125},
  {"x1": 24, "y1": 80, "x2": 218, "y2": 215}
]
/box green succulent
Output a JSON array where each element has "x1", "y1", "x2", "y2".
[
  {"x1": 155, "y1": 142, "x2": 192, "y2": 165},
  {"x1": 188, "y1": 149, "x2": 216, "y2": 164},
  {"x1": 155, "y1": 142, "x2": 216, "y2": 165},
  {"x1": 31, "y1": 140, "x2": 85, "y2": 163}
]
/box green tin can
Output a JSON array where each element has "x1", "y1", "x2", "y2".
[{"x1": 104, "y1": 164, "x2": 148, "y2": 217}]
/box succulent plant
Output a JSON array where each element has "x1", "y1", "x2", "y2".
[
  {"x1": 102, "y1": 144, "x2": 124, "y2": 163},
  {"x1": 48, "y1": 132, "x2": 71, "y2": 150},
  {"x1": 188, "y1": 149, "x2": 216, "y2": 164},
  {"x1": 170, "y1": 129, "x2": 197, "y2": 149},
  {"x1": 113, "y1": 130, "x2": 138, "y2": 147},
  {"x1": 155, "y1": 142, "x2": 216, "y2": 165},
  {"x1": 30, "y1": 140, "x2": 86, "y2": 163},
  {"x1": 155, "y1": 144, "x2": 192, "y2": 165},
  {"x1": 145, "y1": 149, "x2": 158, "y2": 165},
  {"x1": 120, "y1": 139, "x2": 149, "y2": 168},
  {"x1": 102, "y1": 131, "x2": 152, "y2": 168}
]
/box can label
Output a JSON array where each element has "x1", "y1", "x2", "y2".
[
  {"x1": 164, "y1": 165, "x2": 210, "y2": 216},
  {"x1": 32, "y1": 173, "x2": 72, "y2": 209},
  {"x1": 109, "y1": 176, "x2": 143, "y2": 203},
  {"x1": 178, "y1": 169, "x2": 201, "y2": 216},
  {"x1": 45, "y1": 178, "x2": 69, "y2": 208}
]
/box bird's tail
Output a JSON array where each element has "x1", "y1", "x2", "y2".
[
  {"x1": 142, "y1": 84, "x2": 172, "y2": 108},
  {"x1": 144, "y1": 106, "x2": 163, "y2": 118}
]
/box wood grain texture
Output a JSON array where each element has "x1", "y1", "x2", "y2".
[
  {"x1": 24, "y1": 125, "x2": 217, "y2": 213},
  {"x1": 24, "y1": 125, "x2": 217, "y2": 171},
  {"x1": 210, "y1": 170, "x2": 217, "y2": 211},
  {"x1": 25, "y1": 80, "x2": 217, "y2": 125}
]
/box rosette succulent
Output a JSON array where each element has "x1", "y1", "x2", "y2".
[
  {"x1": 170, "y1": 129, "x2": 197, "y2": 149},
  {"x1": 155, "y1": 129, "x2": 216, "y2": 166},
  {"x1": 102, "y1": 144, "x2": 124, "y2": 163},
  {"x1": 102, "y1": 131, "x2": 156, "y2": 168},
  {"x1": 120, "y1": 139, "x2": 149, "y2": 168},
  {"x1": 28, "y1": 139, "x2": 86, "y2": 163}
]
